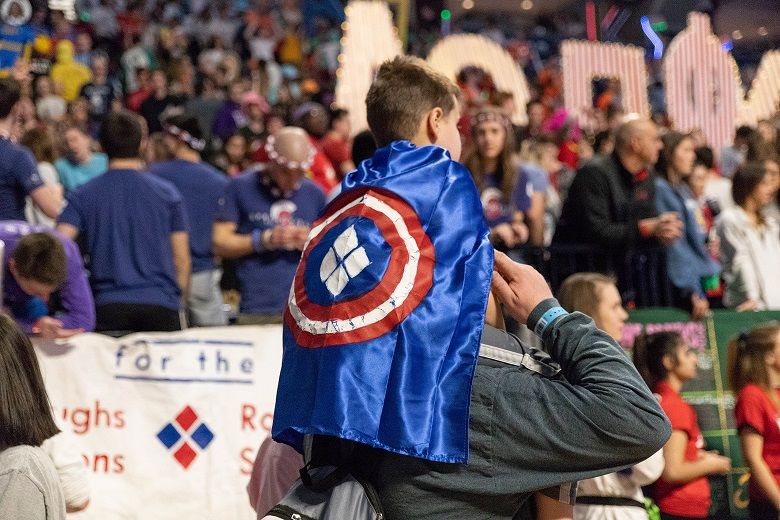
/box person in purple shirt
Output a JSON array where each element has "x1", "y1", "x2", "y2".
[
  {"x1": 0, "y1": 77, "x2": 61, "y2": 221},
  {"x1": 1, "y1": 220, "x2": 95, "y2": 338},
  {"x1": 212, "y1": 81, "x2": 247, "y2": 143},
  {"x1": 57, "y1": 111, "x2": 191, "y2": 333},
  {"x1": 213, "y1": 127, "x2": 326, "y2": 324},
  {"x1": 150, "y1": 115, "x2": 229, "y2": 326}
]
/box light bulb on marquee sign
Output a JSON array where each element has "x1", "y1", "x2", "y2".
[
  {"x1": 337, "y1": 3, "x2": 780, "y2": 147},
  {"x1": 335, "y1": 1, "x2": 531, "y2": 134}
]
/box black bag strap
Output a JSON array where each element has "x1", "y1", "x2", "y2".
[{"x1": 299, "y1": 461, "x2": 351, "y2": 493}]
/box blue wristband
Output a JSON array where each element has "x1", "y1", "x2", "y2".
[
  {"x1": 533, "y1": 306, "x2": 568, "y2": 337},
  {"x1": 251, "y1": 229, "x2": 264, "y2": 253}
]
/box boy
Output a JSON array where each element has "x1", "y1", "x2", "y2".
[{"x1": 271, "y1": 56, "x2": 670, "y2": 519}]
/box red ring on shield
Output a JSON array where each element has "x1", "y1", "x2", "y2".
[{"x1": 285, "y1": 187, "x2": 435, "y2": 347}]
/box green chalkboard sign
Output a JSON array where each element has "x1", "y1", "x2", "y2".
[{"x1": 626, "y1": 309, "x2": 780, "y2": 519}]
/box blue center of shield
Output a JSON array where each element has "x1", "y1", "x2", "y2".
[{"x1": 303, "y1": 216, "x2": 391, "y2": 305}]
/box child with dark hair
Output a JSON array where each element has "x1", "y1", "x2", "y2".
[
  {"x1": 633, "y1": 332, "x2": 731, "y2": 519},
  {"x1": 1, "y1": 223, "x2": 94, "y2": 338},
  {"x1": 717, "y1": 160, "x2": 780, "y2": 311},
  {"x1": 0, "y1": 314, "x2": 66, "y2": 519},
  {"x1": 729, "y1": 322, "x2": 780, "y2": 518},
  {"x1": 655, "y1": 132, "x2": 720, "y2": 320}
]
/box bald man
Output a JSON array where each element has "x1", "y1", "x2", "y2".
[
  {"x1": 213, "y1": 127, "x2": 327, "y2": 323},
  {"x1": 554, "y1": 118, "x2": 682, "y2": 250}
]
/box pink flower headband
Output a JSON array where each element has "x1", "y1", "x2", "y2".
[
  {"x1": 165, "y1": 124, "x2": 206, "y2": 152},
  {"x1": 471, "y1": 110, "x2": 511, "y2": 130},
  {"x1": 264, "y1": 135, "x2": 316, "y2": 171}
]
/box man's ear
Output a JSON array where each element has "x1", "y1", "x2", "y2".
[
  {"x1": 7, "y1": 257, "x2": 16, "y2": 277},
  {"x1": 425, "y1": 107, "x2": 444, "y2": 144}
]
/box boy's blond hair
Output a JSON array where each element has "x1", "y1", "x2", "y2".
[{"x1": 366, "y1": 56, "x2": 460, "y2": 147}]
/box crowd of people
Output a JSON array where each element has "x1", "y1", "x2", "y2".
[
  {"x1": 0, "y1": 1, "x2": 779, "y2": 519},
  {"x1": 0, "y1": 1, "x2": 776, "y2": 333}
]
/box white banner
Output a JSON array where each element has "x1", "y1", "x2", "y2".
[{"x1": 35, "y1": 326, "x2": 285, "y2": 520}]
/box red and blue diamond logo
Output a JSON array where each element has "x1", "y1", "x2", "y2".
[{"x1": 156, "y1": 405, "x2": 214, "y2": 469}]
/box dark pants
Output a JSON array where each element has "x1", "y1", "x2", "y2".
[
  {"x1": 96, "y1": 303, "x2": 182, "y2": 335},
  {"x1": 749, "y1": 500, "x2": 778, "y2": 520}
]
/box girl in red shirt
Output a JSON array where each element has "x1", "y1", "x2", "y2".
[
  {"x1": 730, "y1": 322, "x2": 780, "y2": 519},
  {"x1": 633, "y1": 331, "x2": 732, "y2": 519}
]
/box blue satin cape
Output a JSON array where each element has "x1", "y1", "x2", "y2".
[{"x1": 272, "y1": 141, "x2": 493, "y2": 463}]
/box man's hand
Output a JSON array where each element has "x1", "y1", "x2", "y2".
[
  {"x1": 491, "y1": 222, "x2": 529, "y2": 248},
  {"x1": 707, "y1": 233, "x2": 720, "y2": 258},
  {"x1": 491, "y1": 250, "x2": 553, "y2": 324},
  {"x1": 267, "y1": 224, "x2": 311, "y2": 251},
  {"x1": 33, "y1": 316, "x2": 85, "y2": 339},
  {"x1": 736, "y1": 299, "x2": 760, "y2": 312},
  {"x1": 654, "y1": 212, "x2": 683, "y2": 245}
]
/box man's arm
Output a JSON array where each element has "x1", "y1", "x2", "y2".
[
  {"x1": 56, "y1": 223, "x2": 79, "y2": 241},
  {"x1": 29, "y1": 185, "x2": 63, "y2": 219},
  {"x1": 212, "y1": 221, "x2": 255, "y2": 259},
  {"x1": 171, "y1": 231, "x2": 191, "y2": 301},
  {"x1": 491, "y1": 252, "x2": 671, "y2": 479}
]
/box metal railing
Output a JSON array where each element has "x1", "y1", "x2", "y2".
[{"x1": 509, "y1": 244, "x2": 674, "y2": 308}]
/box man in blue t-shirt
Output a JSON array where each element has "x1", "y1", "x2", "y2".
[
  {"x1": 150, "y1": 114, "x2": 229, "y2": 326},
  {"x1": 57, "y1": 110, "x2": 191, "y2": 333},
  {"x1": 213, "y1": 127, "x2": 326, "y2": 324},
  {"x1": 0, "y1": 77, "x2": 61, "y2": 221}
]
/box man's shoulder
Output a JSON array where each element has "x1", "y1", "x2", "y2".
[
  {"x1": 138, "y1": 170, "x2": 184, "y2": 200},
  {"x1": 298, "y1": 178, "x2": 326, "y2": 199},
  {"x1": 0, "y1": 140, "x2": 35, "y2": 168},
  {"x1": 577, "y1": 155, "x2": 616, "y2": 178}
]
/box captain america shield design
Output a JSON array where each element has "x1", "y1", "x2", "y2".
[{"x1": 284, "y1": 187, "x2": 435, "y2": 347}]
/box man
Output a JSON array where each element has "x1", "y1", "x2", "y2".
[
  {"x1": 139, "y1": 70, "x2": 187, "y2": 133},
  {"x1": 57, "y1": 111, "x2": 190, "y2": 333},
  {"x1": 553, "y1": 117, "x2": 682, "y2": 250},
  {"x1": 212, "y1": 126, "x2": 326, "y2": 324},
  {"x1": 0, "y1": 77, "x2": 61, "y2": 221},
  {"x1": 150, "y1": 115, "x2": 229, "y2": 327},
  {"x1": 1, "y1": 220, "x2": 94, "y2": 339},
  {"x1": 78, "y1": 51, "x2": 123, "y2": 130},
  {"x1": 54, "y1": 125, "x2": 108, "y2": 191},
  {"x1": 270, "y1": 57, "x2": 670, "y2": 519}
]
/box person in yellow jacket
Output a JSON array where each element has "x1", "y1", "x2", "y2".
[{"x1": 49, "y1": 40, "x2": 89, "y2": 102}]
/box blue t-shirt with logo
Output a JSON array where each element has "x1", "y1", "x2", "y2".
[
  {"x1": 58, "y1": 168, "x2": 188, "y2": 309},
  {"x1": 0, "y1": 138, "x2": 44, "y2": 220},
  {"x1": 217, "y1": 169, "x2": 326, "y2": 314},
  {"x1": 150, "y1": 159, "x2": 229, "y2": 273}
]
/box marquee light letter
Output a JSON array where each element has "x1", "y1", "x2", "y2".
[
  {"x1": 335, "y1": 1, "x2": 403, "y2": 135},
  {"x1": 426, "y1": 33, "x2": 531, "y2": 126},
  {"x1": 664, "y1": 12, "x2": 739, "y2": 152},
  {"x1": 560, "y1": 39, "x2": 649, "y2": 126},
  {"x1": 739, "y1": 50, "x2": 780, "y2": 127}
]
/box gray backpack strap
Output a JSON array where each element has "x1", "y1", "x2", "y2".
[{"x1": 479, "y1": 324, "x2": 562, "y2": 378}]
